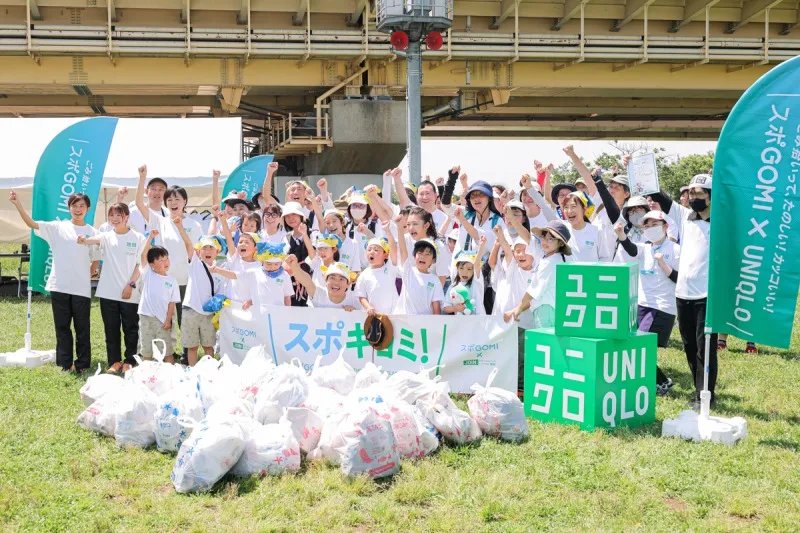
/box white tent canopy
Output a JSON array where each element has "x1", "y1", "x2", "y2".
[{"x1": 0, "y1": 117, "x2": 242, "y2": 243}]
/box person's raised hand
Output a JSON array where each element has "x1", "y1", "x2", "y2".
[
  {"x1": 212, "y1": 169, "x2": 221, "y2": 180},
  {"x1": 391, "y1": 168, "x2": 403, "y2": 180},
  {"x1": 654, "y1": 251, "x2": 664, "y2": 262},
  {"x1": 435, "y1": 176, "x2": 445, "y2": 187},
  {"x1": 614, "y1": 222, "x2": 626, "y2": 239},
  {"x1": 298, "y1": 222, "x2": 308, "y2": 235},
  {"x1": 138, "y1": 165, "x2": 147, "y2": 179},
  {"x1": 534, "y1": 160, "x2": 543, "y2": 171},
  {"x1": 267, "y1": 162, "x2": 279, "y2": 174},
  {"x1": 317, "y1": 178, "x2": 327, "y2": 191},
  {"x1": 284, "y1": 254, "x2": 298, "y2": 268},
  {"x1": 149, "y1": 229, "x2": 160, "y2": 238},
  {"x1": 563, "y1": 145, "x2": 575, "y2": 156},
  {"x1": 8, "y1": 191, "x2": 18, "y2": 204},
  {"x1": 357, "y1": 223, "x2": 368, "y2": 235},
  {"x1": 172, "y1": 215, "x2": 184, "y2": 227}
]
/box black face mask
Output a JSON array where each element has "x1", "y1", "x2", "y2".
[{"x1": 690, "y1": 198, "x2": 707, "y2": 213}]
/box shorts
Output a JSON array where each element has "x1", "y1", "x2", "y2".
[
  {"x1": 138, "y1": 314, "x2": 177, "y2": 359},
  {"x1": 181, "y1": 307, "x2": 216, "y2": 349},
  {"x1": 637, "y1": 306, "x2": 676, "y2": 348}
]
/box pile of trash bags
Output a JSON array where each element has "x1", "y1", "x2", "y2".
[{"x1": 77, "y1": 344, "x2": 529, "y2": 494}]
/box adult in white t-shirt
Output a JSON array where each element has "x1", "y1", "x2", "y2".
[
  {"x1": 8, "y1": 190, "x2": 96, "y2": 372},
  {"x1": 77, "y1": 203, "x2": 146, "y2": 372},
  {"x1": 562, "y1": 192, "x2": 610, "y2": 263},
  {"x1": 128, "y1": 176, "x2": 168, "y2": 235}
]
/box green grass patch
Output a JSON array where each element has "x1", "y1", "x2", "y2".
[{"x1": 1, "y1": 289, "x2": 799, "y2": 531}]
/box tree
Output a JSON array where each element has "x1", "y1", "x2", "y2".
[
  {"x1": 658, "y1": 152, "x2": 715, "y2": 199},
  {"x1": 549, "y1": 161, "x2": 581, "y2": 184}
]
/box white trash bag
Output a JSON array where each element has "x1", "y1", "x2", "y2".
[
  {"x1": 410, "y1": 405, "x2": 440, "y2": 456},
  {"x1": 76, "y1": 388, "x2": 125, "y2": 436},
  {"x1": 337, "y1": 405, "x2": 401, "y2": 479},
  {"x1": 154, "y1": 379, "x2": 205, "y2": 453},
  {"x1": 204, "y1": 396, "x2": 254, "y2": 424},
  {"x1": 378, "y1": 401, "x2": 424, "y2": 460},
  {"x1": 240, "y1": 344, "x2": 276, "y2": 387},
  {"x1": 353, "y1": 361, "x2": 384, "y2": 390},
  {"x1": 307, "y1": 410, "x2": 348, "y2": 465},
  {"x1": 280, "y1": 407, "x2": 324, "y2": 454},
  {"x1": 114, "y1": 383, "x2": 159, "y2": 448},
  {"x1": 254, "y1": 361, "x2": 309, "y2": 425},
  {"x1": 79, "y1": 363, "x2": 124, "y2": 406},
  {"x1": 301, "y1": 384, "x2": 347, "y2": 420},
  {"x1": 385, "y1": 366, "x2": 449, "y2": 405},
  {"x1": 171, "y1": 419, "x2": 246, "y2": 493},
  {"x1": 418, "y1": 391, "x2": 482, "y2": 446},
  {"x1": 310, "y1": 353, "x2": 356, "y2": 396},
  {"x1": 231, "y1": 419, "x2": 301, "y2": 477},
  {"x1": 126, "y1": 340, "x2": 183, "y2": 397},
  {"x1": 467, "y1": 368, "x2": 529, "y2": 442}
]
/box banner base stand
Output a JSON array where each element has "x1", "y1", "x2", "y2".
[
  {"x1": 0, "y1": 289, "x2": 56, "y2": 368},
  {"x1": 662, "y1": 409, "x2": 747, "y2": 446}
]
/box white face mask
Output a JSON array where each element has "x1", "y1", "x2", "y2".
[
  {"x1": 350, "y1": 207, "x2": 367, "y2": 221},
  {"x1": 643, "y1": 226, "x2": 665, "y2": 243},
  {"x1": 629, "y1": 211, "x2": 645, "y2": 227}
]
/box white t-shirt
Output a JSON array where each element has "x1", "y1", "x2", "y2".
[
  {"x1": 129, "y1": 203, "x2": 167, "y2": 235},
  {"x1": 138, "y1": 266, "x2": 181, "y2": 323},
  {"x1": 249, "y1": 268, "x2": 293, "y2": 307},
  {"x1": 259, "y1": 228, "x2": 287, "y2": 244},
  {"x1": 223, "y1": 254, "x2": 262, "y2": 302},
  {"x1": 34, "y1": 220, "x2": 97, "y2": 298},
  {"x1": 148, "y1": 213, "x2": 203, "y2": 286},
  {"x1": 347, "y1": 220, "x2": 386, "y2": 271},
  {"x1": 672, "y1": 204, "x2": 710, "y2": 300},
  {"x1": 183, "y1": 254, "x2": 226, "y2": 315},
  {"x1": 404, "y1": 234, "x2": 451, "y2": 280},
  {"x1": 395, "y1": 259, "x2": 445, "y2": 315},
  {"x1": 337, "y1": 236, "x2": 363, "y2": 273},
  {"x1": 355, "y1": 263, "x2": 400, "y2": 314},
  {"x1": 455, "y1": 213, "x2": 507, "y2": 262},
  {"x1": 528, "y1": 213, "x2": 548, "y2": 231},
  {"x1": 526, "y1": 253, "x2": 565, "y2": 311},
  {"x1": 304, "y1": 255, "x2": 330, "y2": 289},
  {"x1": 567, "y1": 223, "x2": 609, "y2": 263},
  {"x1": 446, "y1": 275, "x2": 485, "y2": 315},
  {"x1": 494, "y1": 259, "x2": 535, "y2": 329},
  {"x1": 431, "y1": 208, "x2": 454, "y2": 235},
  {"x1": 311, "y1": 284, "x2": 359, "y2": 309},
  {"x1": 634, "y1": 239, "x2": 680, "y2": 315},
  {"x1": 95, "y1": 229, "x2": 146, "y2": 303}
]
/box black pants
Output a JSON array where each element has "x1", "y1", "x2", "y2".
[
  {"x1": 637, "y1": 305, "x2": 676, "y2": 386},
  {"x1": 50, "y1": 291, "x2": 92, "y2": 371},
  {"x1": 481, "y1": 262, "x2": 494, "y2": 314},
  {"x1": 177, "y1": 285, "x2": 188, "y2": 364},
  {"x1": 99, "y1": 297, "x2": 139, "y2": 366},
  {"x1": 676, "y1": 297, "x2": 718, "y2": 401}
]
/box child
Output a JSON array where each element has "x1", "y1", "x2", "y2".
[
  {"x1": 180, "y1": 234, "x2": 237, "y2": 366},
  {"x1": 356, "y1": 220, "x2": 399, "y2": 315},
  {"x1": 282, "y1": 201, "x2": 313, "y2": 306},
  {"x1": 221, "y1": 210, "x2": 263, "y2": 305},
  {"x1": 137, "y1": 230, "x2": 181, "y2": 362},
  {"x1": 504, "y1": 220, "x2": 572, "y2": 328},
  {"x1": 76, "y1": 202, "x2": 146, "y2": 374},
  {"x1": 306, "y1": 231, "x2": 341, "y2": 288},
  {"x1": 443, "y1": 236, "x2": 487, "y2": 315},
  {"x1": 395, "y1": 222, "x2": 445, "y2": 315},
  {"x1": 232, "y1": 212, "x2": 261, "y2": 246},
  {"x1": 285, "y1": 255, "x2": 359, "y2": 310},
  {"x1": 319, "y1": 208, "x2": 362, "y2": 276},
  {"x1": 615, "y1": 211, "x2": 680, "y2": 396},
  {"x1": 245, "y1": 241, "x2": 293, "y2": 309}
]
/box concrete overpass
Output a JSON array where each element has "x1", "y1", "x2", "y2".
[{"x1": 0, "y1": 0, "x2": 796, "y2": 174}]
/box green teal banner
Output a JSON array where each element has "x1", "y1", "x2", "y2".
[
  {"x1": 29, "y1": 117, "x2": 118, "y2": 294},
  {"x1": 221, "y1": 154, "x2": 274, "y2": 200},
  {"x1": 708, "y1": 56, "x2": 800, "y2": 349}
]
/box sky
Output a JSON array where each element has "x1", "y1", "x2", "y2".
[{"x1": 398, "y1": 139, "x2": 718, "y2": 189}]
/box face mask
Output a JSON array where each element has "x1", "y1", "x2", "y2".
[
  {"x1": 264, "y1": 265, "x2": 284, "y2": 278},
  {"x1": 628, "y1": 211, "x2": 645, "y2": 227},
  {"x1": 690, "y1": 198, "x2": 707, "y2": 212},
  {"x1": 643, "y1": 226, "x2": 665, "y2": 243},
  {"x1": 350, "y1": 208, "x2": 367, "y2": 221}
]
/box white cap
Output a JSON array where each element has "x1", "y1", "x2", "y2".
[
  {"x1": 689, "y1": 174, "x2": 712, "y2": 190},
  {"x1": 281, "y1": 201, "x2": 306, "y2": 219}
]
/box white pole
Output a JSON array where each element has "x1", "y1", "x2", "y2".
[
  {"x1": 700, "y1": 329, "x2": 712, "y2": 418},
  {"x1": 24, "y1": 286, "x2": 32, "y2": 351}
]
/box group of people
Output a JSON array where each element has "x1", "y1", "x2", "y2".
[{"x1": 7, "y1": 144, "x2": 726, "y2": 409}]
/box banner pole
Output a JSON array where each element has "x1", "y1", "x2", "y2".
[{"x1": 700, "y1": 329, "x2": 711, "y2": 419}]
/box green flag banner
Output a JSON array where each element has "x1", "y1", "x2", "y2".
[
  {"x1": 708, "y1": 57, "x2": 800, "y2": 349},
  {"x1": 29, "y1": 117, "x2": 118, "y2": 294},
  {"x1": 221, "y1": 154, "x2": 274, "y2": 201}
]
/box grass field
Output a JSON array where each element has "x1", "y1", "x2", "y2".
[{"x1": 0, "y1": 263, "x2": 799, "y2": 531}]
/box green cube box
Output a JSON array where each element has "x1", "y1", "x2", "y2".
[
  {"x1": 524, "y1": 328, "x2": 657, "y2": 431},
  {"x1": 555, "y1": 262, "x2": 639, "y2": 340}
]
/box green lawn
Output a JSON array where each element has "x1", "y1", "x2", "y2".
[{"x1": 0, "y1": 288, "x2": 799, "y2": 531}]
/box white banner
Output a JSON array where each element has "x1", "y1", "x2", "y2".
[{"x1": 218, "y1": 303, "x2": 518, "y2": 393}]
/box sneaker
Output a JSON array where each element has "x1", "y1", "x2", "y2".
[
  {"x1": 106, "y1": 362, "x2": 123, "y2": 375},
  {"x1": 517, "y1": 389, "x2": 524, "y2": 400},
  {"x1": 717, "y1": 339, "x2": 727, "y2": 351},
  {"x1": 656, "y1": 378, "x2": 674, "y2": 396},
  {"x1": 745, "y1": 342, "x2": 758, "y2": 354}
]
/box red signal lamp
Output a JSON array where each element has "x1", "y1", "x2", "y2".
[
  {"x1": 425, "y1": 31, "x2": 443, "y2": 51},
  {"x1": 391, "y1": 31, "x2": 409, "y2": 50}
]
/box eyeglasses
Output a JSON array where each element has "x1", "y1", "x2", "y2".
[{"x1": 264, "y1": 212, "x2": 280, "y2": 219}]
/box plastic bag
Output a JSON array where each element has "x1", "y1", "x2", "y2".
[
  {"x1": 385, "y1": 366, "x2": 449, "y2": 405},
  {"x1": 467, "y1": 368, "x2": 529, "y2": 442},
  {"x1": 310, "y1": 354, "x2": 356, "y2": 396},
  {"x1": 280, "y1": 407, "x2": 324, "y2": 454},
  {"x1": 76, "y1": 388, "x2": 124, "y2": 436},
  {"x1": 231, "y1": 419, "x2": 301, "y2": 477},
  {"x1": 417, "y1": 391, "x2": 482, "y2": 446},
  {"x1": 171, "y1": 419, "x2": 246, "y2": 493},
  {"x1": 79, "y1": 363, "x2": 124, "y2": 406},
  {"x1": 307, "y1": 410, "x2": 348, "y2": 465},
  {"x1": 127, "y1": 341, "x2": 183, "y2": 397},
  {"x1": 254, "y1": 362, "x2": 309, "y2": 425},
  {"x1": 301, "y1": 384, "x2": 347, "y2": 420},
  {"x1": 240, "y1": 345, "x2": 276, "y2": 387},
  {"x1": 410, "y1": 405, "x2": 440, "y2": 455},
  {"x1": 377, "y1": 401, "x2": 424, "y2": 460},
  {"x1": 337, "y1": 405, "x2": 400, "y2": 479},
  {"x1": 353, "y1": 362, "x2": 384, "y2": 390},
  {"x1": 114, "y1": 383, "x2": 159, "y2": 448},
  {"x1": 204, "y1": 396, "x2": 254, "y2": 424},
  {"x1": 154, "y1": 379, "x2": 205, "y2": 453}
]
